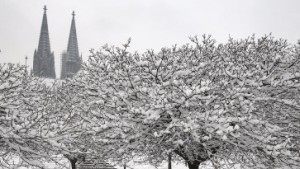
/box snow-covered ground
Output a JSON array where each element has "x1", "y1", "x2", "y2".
[
  {"x1": 17, "y1": 162, "x2": 189, "y2": 169},
  {"x1": 11, "y1": 156, "x2": 190, "y2": 169},
  {"x1": 115, "y1": 163, "x2": 188, "y2": 169},
  {"x1": 21, "y1": 162, "x2": 214, "y2": 169},
  {"x1": 14, "y1": 157, "x2": 211, "y2": 169}
]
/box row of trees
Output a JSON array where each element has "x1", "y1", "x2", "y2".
[{"x1": 0, "y1": 35, "x2": 300, "y2": 169}]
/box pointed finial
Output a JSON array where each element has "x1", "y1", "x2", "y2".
[
  {"x1": 43, "y1": 5, "x2": 47, "y2": 14},
  {"x1": 72, "y1": 11, "x2": 75, "y2": 17},
  {"x1": 25, "y1": 56, "x2": 28, "y2": 72}
]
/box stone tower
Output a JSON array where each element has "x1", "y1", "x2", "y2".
[
  {"x1": 33, "y1": 6, "x2": 56, "y2": 78},
  {"x1": 61, "y1": 11, "x2": 82, "y2": 79}
]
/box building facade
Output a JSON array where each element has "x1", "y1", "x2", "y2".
[
  {"x1": 33, "y1": 6, "x2": 56, "y2": 78},
  {"x1": 60, "y1": 11, "x2": 82, "y2": 79}
]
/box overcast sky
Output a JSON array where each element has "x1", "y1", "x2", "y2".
[{"x1": 1, "y1": 0, "x2": 300, "y2": 77}]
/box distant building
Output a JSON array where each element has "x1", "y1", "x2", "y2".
[
  {"x1": 33, "y1": 6, "x2": 81, "y2": 79},
  {"x1": 61, "y1": 11, "x2": 82, "y2": 79},
  {"x1": 33, "y1": 6, "x2": 56, "y2": 78}
]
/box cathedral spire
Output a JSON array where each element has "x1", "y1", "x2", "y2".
[
  {"x1": 67, "y1": 11, "x2": 79, "y2": 59},
  {"x1": 33, "y1": 5, "x2": 56, "y2": 78},
  {"x1": 61, "y1": 11, "x2": 81, "y2": 79},
  {"x1": 37, "y1": 5, "x2": 51, "y2": 56}
]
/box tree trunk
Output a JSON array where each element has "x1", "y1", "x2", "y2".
[
  {"x1": 187, "y1": 161, "x2": 200, "y2": 169},
  {"x1": 69, "y1": 158, "x2": 78, "y2": 169},
  {"x1": 168, "y1": 153, "x2": 172, "y2": 169},
  {"x1": 124, "y1": 164, "x2": 126, "y2": 169},
  {"x1": 173, "y1": 146, "x2": 205, "y2": 169}
]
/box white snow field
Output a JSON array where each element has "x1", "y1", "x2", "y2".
[{"x1": 17, "y1": 162, "x2": 189, "y2": 169}]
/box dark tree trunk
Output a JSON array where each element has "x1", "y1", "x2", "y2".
[
  {"x1": 69, "y1": 158, "x2": 78, "y2": 169},
  {"x1": 187, "y1": 161, "x2": 200, "y2": 169},
  {"x1": 173, "y1": 146, "x2": 207, "y2": 169},
  {"x1": 168, "y1": 153, "x2": 172, "y2": 169},
  {"x1": 124, "y1": 164, "x2": 126, "y2": 169}
]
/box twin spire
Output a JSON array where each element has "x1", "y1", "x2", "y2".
[
  {"x1": 61, "y1": 9, "x2": 81, "y2": 79},
  {"x1": 67, "y1": 10, "x2": 79, "y2": 62},
  {"x1": 33, "y1": 6, "x2": 81, "y2": 79}
]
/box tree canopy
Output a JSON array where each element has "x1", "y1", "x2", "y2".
[
  {"x1": 1, "y1": 35, "x2": 300, "y2": 169},
  {"x1": 69, "y1": 35, "x2": 300, "y2": 169}
]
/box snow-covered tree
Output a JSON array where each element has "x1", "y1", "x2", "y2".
[
  {"x1": 0, "y1": 63, "x2": 69, "y2": 168},
  {"x1": 68, "y1": 35, "x2": 300, "y2": 169},
  {"x1": 53, "y1": 79, "x2": 97, "y2": 169}
]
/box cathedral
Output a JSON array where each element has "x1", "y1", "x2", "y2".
[
  {"x1": 33, "y1": 6, "x2": 81, "y2": 79},
  {"x1": 31, "y1": 6, "x2": 118, "y2": 169}
]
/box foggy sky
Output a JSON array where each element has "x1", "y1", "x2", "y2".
[{"x1": 1, "y1": 0, "x2": 300, "y2": 78}]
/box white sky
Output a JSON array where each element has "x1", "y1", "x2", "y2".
[{"x1": 1, "y1": 0, "x2": 300, "y2": 77}]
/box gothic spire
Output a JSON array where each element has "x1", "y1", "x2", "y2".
[
  {"x1": 67, "y1": 11, "x2": 79, "y2": 60},
  {"x1": 61, "y1": 11, "x2": 81, "y2": 79},
  {"x1": 33, "y1": 5, "x2": 56, "y2": 78},
  {"x1": 38, "y1": 5, "x2": 51, "y2": 56}
]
